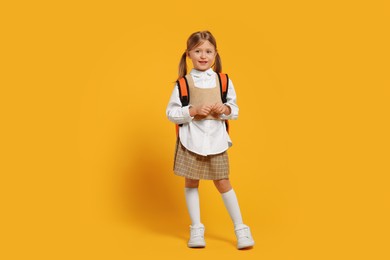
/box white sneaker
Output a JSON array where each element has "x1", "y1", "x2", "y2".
[
  {"x1": 187, "y1": 224, "x2": 206, "y2": 248},
  {"x1": 234, "y1": 224, "x2": 255, "y2": 249}
]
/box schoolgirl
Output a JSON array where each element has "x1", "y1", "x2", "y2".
[{"x1": 166, "y1": 31, "x2": 254, "y2": 249}]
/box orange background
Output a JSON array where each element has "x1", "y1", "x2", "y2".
[{"x1": 1, "y1": 1, "x2": 389, "y2": 259}]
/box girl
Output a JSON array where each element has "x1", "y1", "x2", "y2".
[{"x1": 166, "y1": 31, "x2": 254, "y2": 249}]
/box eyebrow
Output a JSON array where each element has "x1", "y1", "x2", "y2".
[{"x1": 193, "y1": 48, "x2": 215, "y2": 51}]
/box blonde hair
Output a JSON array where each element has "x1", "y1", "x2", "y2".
[{"x1": 178, "y1": 31, "x2": 222, "y2": 80}]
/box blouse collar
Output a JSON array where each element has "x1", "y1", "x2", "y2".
[{"x1": 190, "y1": 68, "x2": 215, "y2": 78}]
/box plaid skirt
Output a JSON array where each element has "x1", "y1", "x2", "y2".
[{"x1": 173, "y1": 139, "x2": 229, "y2": 180}]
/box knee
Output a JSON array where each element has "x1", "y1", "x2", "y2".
[
  {"x1": 185, "y1": 178, "x2": 200, "y2": 188},
  {"x1": 213, "y1": 179, "x2": 232, "y2": 193}
]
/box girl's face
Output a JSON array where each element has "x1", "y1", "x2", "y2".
[{"x1": 187, "y1": 40, "x2": 217, "y2": 71}]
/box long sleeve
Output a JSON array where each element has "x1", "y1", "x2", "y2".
[
  {"x1": 166, "y1": 84, "x2": 194, "y2": 125},
  {"x1": 220, "y1": 78, "x2": 239, "y2": 120}
]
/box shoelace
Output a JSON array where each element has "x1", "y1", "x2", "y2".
[
  {"x1": 236, "y1": 227, "x2": 250, "y2": 239},
  {"x1": 190, "y1": 227, "x2": 204, "y2": 238}
]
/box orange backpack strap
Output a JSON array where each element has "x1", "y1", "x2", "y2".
[
  {"x1": 176, "y1": 77, "x2": 190, "y2": 106},
  {"x1": 217, "y1": 73, "x2": 229, "y2": 103},
  {"x1": 217, "y1": 73, "x2": 230, "y2": 133},
  {"x1": 175, "y1": 77, "x2": 190, "y2": 136}
]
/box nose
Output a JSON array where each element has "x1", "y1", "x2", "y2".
[{"x1": 200, "y1": 51, "x2": 206, "y2": 59}]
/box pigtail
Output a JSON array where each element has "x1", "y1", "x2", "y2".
[
  {"x1": 213, "y1": 52, "x2": 222, "y2": 73},
  {"x1": 178, "y1": 52, "x2": 187, "y2": 80}
]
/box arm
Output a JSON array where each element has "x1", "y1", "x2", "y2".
[
  {"x1": 220, "y1": 78, "x2": 239, "y2": 120},
  {"x1": 166, "y1": 84, "x2": 194, "y2": 125}
]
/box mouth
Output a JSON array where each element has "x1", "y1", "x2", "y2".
[{"x1": 198, "y1": 61, "x2": 208, "y2": 65}]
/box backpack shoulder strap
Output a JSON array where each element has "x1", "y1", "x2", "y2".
[
  {"x1": 217, "y1": 73, "x2": 229, "y2": 103},
  {"x1": 175, "y1": 76, "x2": 190, "y2": 135},
  {"x1": 176, "y1": 76, "x2": 190, "y2": 106},
  {"x1": 217, "y1": 73, "x2": 230, "y2": 134}
]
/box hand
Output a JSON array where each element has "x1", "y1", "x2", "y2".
[
  {"x1": 189, "y1": 104, "x2": 214, "y2": 117},
  {"x1": 211, "y1": 103, "x2": 230, "y2": 115}
]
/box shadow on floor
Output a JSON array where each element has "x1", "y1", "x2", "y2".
[{"x1": 119, "y1": 136, "x2": 188, "y2": 240}]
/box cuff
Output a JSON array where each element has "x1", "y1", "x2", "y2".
[
  {"x1": 182, "y1": 105, "x2": 194, "y2": 120},
  {"x1": 220, "y1": 105, "x2": 232, "y2": 119}
]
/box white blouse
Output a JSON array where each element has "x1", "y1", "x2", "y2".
[{"x1": 166, "y1": 68, "x2": 239, "y2": 156}]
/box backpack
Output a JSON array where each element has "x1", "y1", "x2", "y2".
[{"x1": 175, "y1": 73, "x2": 230, "y2": 136}]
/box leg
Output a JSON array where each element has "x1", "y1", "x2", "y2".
[
  {"x1": 214, "y1": 179, "x2": 254, "y2": 249},
  {"x1": 184, "y1": 178, "x2": 205, "y2": 248},
  {"x1": 213, "y1": 179, "x2": 242, "y2": 227},
  {"x1": 213, "y1": 178, "x2": 232, "y2": 193},
  {"x1": 185, "y1": 178, "x2": 200, "y2": 188},
  {"x1": 184, "y1": 178, "x2": 201, "y2": 226}
]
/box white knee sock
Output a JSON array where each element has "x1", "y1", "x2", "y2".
[
  {"x1": 221, "y1": 189, "x2": 244, "y2": 228},
  {"x1": 185, "y1": 188, "x2": 202, "y2": 227}
]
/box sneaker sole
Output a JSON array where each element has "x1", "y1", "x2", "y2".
[
  {"x1": 188, "y1": 243, "x2": 206, "y2": 248},
  {"x1": 237, "y1": 241, "x2": 255, "y2": 249}
]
